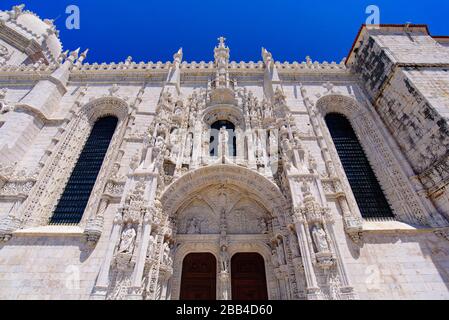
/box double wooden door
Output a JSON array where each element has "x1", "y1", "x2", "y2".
[{"x1": 179, "y1": 252, "x2": 268, "y2": 300}]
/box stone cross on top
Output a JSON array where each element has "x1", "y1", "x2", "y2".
[{"x1": 218, "y1": 36, "x2": 227, "y2": 48}]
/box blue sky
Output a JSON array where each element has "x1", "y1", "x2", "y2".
[{"x1": 2, "y1": 1, "x2": 449, "y2": 63}]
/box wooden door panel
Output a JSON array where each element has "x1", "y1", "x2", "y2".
[
  {"x1": 180, "y1": 253, "x2": 217, "y2": 300},
  {"x1": 231, "y1": 253, "x2": 268, "y2": 300}
]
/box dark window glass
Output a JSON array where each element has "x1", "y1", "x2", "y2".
[
  {"x1": 50, "y1": 116, "x2": 118, "y2": 225},
  {"x1": 325, "y1": 113, "x2": 394, "y2": 219}
]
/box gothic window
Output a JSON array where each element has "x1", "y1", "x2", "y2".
[
  {"x1": 325, "y1": 113, "x2": 394, "y2": 220},
  {"x1": 210, "y1": 120, "x2": 237, "y2": 157},
  {"x1": 50, "y1": 116, "x2": 118, "y2": 225}
]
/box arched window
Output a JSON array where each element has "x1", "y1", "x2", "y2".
[
  {"x1": 325, "y1": 113, "x2": 394, "y2": 220},
  {"x1": 50, "y1": 116, "x2": 118, "y2": 225},
  {"x1": 210, "y1": 120, "x2": 236, "y2": 157}
]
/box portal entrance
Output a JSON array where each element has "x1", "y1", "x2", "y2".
[
  {"x1": 231, "y1": 253, "x2": 268, "y2": 300},
  {"x1": 180, "y1": 253, "x2": 217, "y2": 300}
]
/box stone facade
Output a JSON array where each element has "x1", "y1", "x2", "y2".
[{"x1": 0, "y1": 6, "x2": 448, "y2": 300}]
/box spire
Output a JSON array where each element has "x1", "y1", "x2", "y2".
[
  {"x1": 261, "y1": 47, "x2": 282, "y2": 101},
  {"x1": 214, "y1": 36, "x2": 230, "y2": 88},
  {"x1": 75, "y1": 49, "x2": 89, "y2": 68},
  {"x1": 10, "y1": 4, "x2": 25, "y2": 20},
  {"x1": 164, "y1": 48, "x2": 183, "y2": 95}
]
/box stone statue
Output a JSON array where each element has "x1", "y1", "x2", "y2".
[
  {"x1": 169, "y1": 128, "x2": 180, "y2": 157},
  {"x1": 271, "y1": 249, "x2": 279, "y2": 268},
  {"x1": 147, "y1": 234, "x2": 156, "y2": 259},
  {"x1": 186, "y1": 218, "x2": 200, "y2": 234},
  {"x1": 118, "y1": 223, "x2": 136, "y2": 254},
  {"x1": 162, "y1": 241, "x2": 172, "y2": 265},
  {"x1": 289, "y1": 232, "x2": 301, "y2": 258},
  {"x1": 220, "y1": 246, "x2": 230, "y2": 273},
  {"x1": 276, "y1": 240, "x2": 286, "y2": 266},
  {"x1": 258, "y1": 218, "x2": 268, "y2": 234},
  {"x1": 312, "y1": 225, "x2": 330, "y2": 253},
  {"x1": 154, "y1": 136, "x2": 165, "y2": 152},
  {"x1": 184, "y1": 132, "x2": 193, "y2": 158},
  {"x1": 262, "y1": 99, "x2": 273, "y2": 118}
]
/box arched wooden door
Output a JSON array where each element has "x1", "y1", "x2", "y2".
[
  {"x1": 231, "y1": 253, "x2": 268, "y2": 300},
  {"x1": 180, "y1": 253, "x2": 217, "y2": 300}
]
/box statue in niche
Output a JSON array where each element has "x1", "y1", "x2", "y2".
[
  {"x1": 184, "y1": 132, "x2": 193, "y2": 158},
  {"x1": 271, "y1": 249, "x2": 279, "y2": 268},
  {"x1": 312, "y1": 224, "x2": 330, "y2": 253},
  {"x1": 147, "y1": 233, "x2": 156, "y2": 259},
  {"x1": 262, "y1": 99, "x2": 273, "y2": 119},
  {"x1": 289, "y1": 232, "x2": 301, "y2": 258},
  {"x1": 276, "y1": 240, "x2": 286, "y2": 266},
  {"x1": 186, "y1": 217, "x2": 201, "y2": 234},
  {"x1": 169, "y1": 128, "x2": 180, "y2": 157},
  {"x1": 258, "y1": 217, "x2": 268, "y2": 234},
  {"x1": 162, "y1": 241, "x2": 172, "y2": 265},
  {"x1": 154, "y1": 136, "x2": 165, "y2": 152},
  {"x1": 118, "y1": 223, "x2": 137, "y2": 254},
  {"x1": 250, "y1": 107, "x2": 259, "y2": 120},
  {"x1": 219, "y1": 246, "x2": 230, "y2": 273}
]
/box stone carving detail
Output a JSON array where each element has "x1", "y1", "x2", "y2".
[
  {"x1": 0, "y1": 45, "x2": 12, "y2": 66},
  {"x1": 313, "y1": 94, "x2": 447, "y2": 230},
  {"x1": 219, "y1": 246, "x2": 230, "y2": 273},
  {"x1": 118, "y1": 223, "x2": 137, "y2": 254},
  {"x1": 311, "y1": 224, "x2": 330, "y2": 253},
  {"x1": 0, "y1": 97, "x2": 129, "y2": 241},
  {"x1": 0, "y1": 88, "x2": 14, "y2": 114}
]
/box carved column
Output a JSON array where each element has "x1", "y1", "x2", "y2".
[
  {"x1": 292, "y1": 216, "x2": 321, "y2": 299},
  {"x1": 91, "y1": 213, "x2": 123, "y2": 299},
  {"x1": 128, "y1": 210, "x2": 153, "y2": 299},
  {"x1": 218, "y1": 271, "x2": 232, "y2": 300},
  {"x1": 191, "y1": 120, "x2": 203, "y2": 169}
]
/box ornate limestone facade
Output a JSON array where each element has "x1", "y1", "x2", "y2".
[{"x1": 0, "y1": 6, "x2": 449, "y2": 300}]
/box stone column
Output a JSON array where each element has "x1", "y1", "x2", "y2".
[
  {"x1": 274, "y1": 268, "x2": 288, "y2": 300},
  {"x1": 246, "y1": 128, "x2": 257, "y2": 170},
  {"x1": 128, "y1": 214, "x2": 153, "y2": 299},
  {"x1": 191, "y1": 121, "x2": 203, "y2": 169},
  {"x1": 294, "y1": 221, "x2": 320, "y2": 299},
  {"x1": 218, "y1": 271, "x2": 232, "y2": 300},
  {"x1": 91, "y1": 214, "x2": 123, "y2": 300}
]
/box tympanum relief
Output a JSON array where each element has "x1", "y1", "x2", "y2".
[{"x1": 176, "y1": 185, "x2": 270, "y2": 235}]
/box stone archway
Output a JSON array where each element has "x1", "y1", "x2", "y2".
[
  {"x1": 161, "y1": 165, "x2": 288, "y2": 300},
  {"x1": 315, "y1": 94, "x2": 438, "y2": 227}
]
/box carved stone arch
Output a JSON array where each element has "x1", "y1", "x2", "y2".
[
  {"x1": 78, "y1": 96, "x2": 130, "y2": 124},
  {"x1": 74, "y1": 97, "x2": 130, "y2": 226},
  {"x1": 161, "y1": 165, "x2": 289, "y2": 223},
  {"x1": 315, "y1": 94, "x2": 361, "y2": 118},
  {"x1": 202, "y1": 104, "x2": 245, "y2": 130},
  {"x1": 11, "y1": 97, "x2": 130, "y2": 230},
  {"x1": 315, "y1": 93, "x2": 435, "y2": 226}
]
